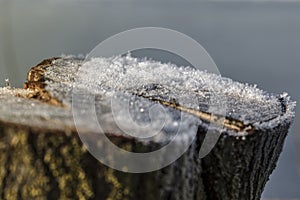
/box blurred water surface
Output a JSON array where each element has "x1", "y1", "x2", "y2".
[{"x1": 0, "y1": 0, "x2": 299, "y2": 198}]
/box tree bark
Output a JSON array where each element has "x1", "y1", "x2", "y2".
[{"x1": 0, "y1": 56, "x2": 296, "y2": 200}]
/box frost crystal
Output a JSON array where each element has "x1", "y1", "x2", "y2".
[{"x1": 44, "y1": 55, "x2": 295, "y2": 138}]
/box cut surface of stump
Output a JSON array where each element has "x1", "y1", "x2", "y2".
[{"x1": 0, "y1": 55, "x2": 296, "y2": 200}]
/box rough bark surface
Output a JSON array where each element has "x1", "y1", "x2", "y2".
[
  {"x1": 201, "y1": 124, "x2": 291, "y2": 200},
  {"x1": 0, "y1": 56, "x2": 296, "y2": 200},
  {"x1": 0, "y1": 123, "x2": 205, "y2": 200}
]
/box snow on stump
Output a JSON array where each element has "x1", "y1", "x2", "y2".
[{"x1": 0, "y1": 56, "x2": 296, "y2": 200}]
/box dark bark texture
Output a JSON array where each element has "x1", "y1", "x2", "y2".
[{"x1": 0, "y1": 123, "x2": 205, "y2": 200}]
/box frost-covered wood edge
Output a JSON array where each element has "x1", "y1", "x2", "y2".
[{"x1": 0, "y1": 57, "x2": 296, "y2": 200}]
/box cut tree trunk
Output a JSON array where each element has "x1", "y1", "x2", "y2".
[{"x1": 0, "y1": 56, "x2": 296, "y2": 200}]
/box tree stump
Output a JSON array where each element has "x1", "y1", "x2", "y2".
[{"x1": 0, "y1": 56, "x2": 296, "y2": 200}]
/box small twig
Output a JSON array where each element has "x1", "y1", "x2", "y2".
[{"x1": 5, "y1": 79, "x2": 10, "y2": 88}]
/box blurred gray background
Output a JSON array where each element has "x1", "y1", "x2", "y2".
[{"x1": 0, "y1": 0, "x2": 299, "y2": 198}]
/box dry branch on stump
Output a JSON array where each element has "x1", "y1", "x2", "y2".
[{"x1": 0, "y1": 56, "x2": 296, "y2": 200}]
